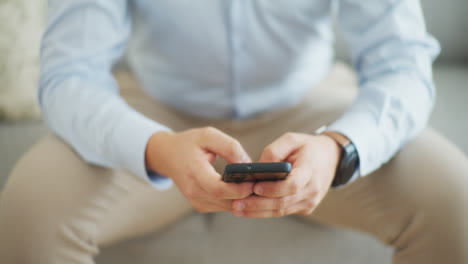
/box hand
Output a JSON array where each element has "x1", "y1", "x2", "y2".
[
  {"x1": 145, "y1": 127, "x2": 254, "y2": 213},
  {"x1": 232, "y1": 132, "x2": 342, "y2": 218}
]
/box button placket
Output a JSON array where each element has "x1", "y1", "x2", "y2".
[{"x1": 229, "y1": 0, "x2": 246, "y2": 118}]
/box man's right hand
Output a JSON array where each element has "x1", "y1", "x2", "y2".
[{"x1": 145, "y1": 127, "x2": 254, "y2": 213}]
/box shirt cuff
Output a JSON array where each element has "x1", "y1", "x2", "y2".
[
  {"x1": 147, "y1": 170, "x2": 174, "y2": 189},
  {"x1": 111, "y1": 109, "x2": 174, "y2": 190},
  {"x1": 328, "y1": 110, "x2": 381, "y2": 177}
]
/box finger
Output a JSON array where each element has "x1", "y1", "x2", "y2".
[
  {"x1": 253, "y1": 165, "x2": 312, "y2": 197},
  {"x1": 205, "y1": 152, "x2": 217, "y2": 164},
  {"x1": 233, "y1": 198, "x2": 319, "y2": 218},
  {"x1": 208, "y1": 199, "x2": 233, "y2": 211},
  {"x1": 181, "y1": 176, "x2": 235, "y2": 212},
  {"x1": 195, "y1": 160, "x2": 254, "y2": 199},
  {"x1": 259, "y1": 132, "x2": 305, "y2": 162},
  {"x1": 232, "y1": 208, "x2": 288, "y2": 218},
  {"x1": 232, "y1": 193, "x2": 303, "y2": 211},
  {"x1": 285, "y1": 198, "x2": 320, "y2": 215},
  {"x1": 192, "y1": 199, "x2": 233, "y2": 213},
  {"x1": 199, "y1": 127, "x2": 251, "y2": 163},
  {"x1": 198, "y1": 195, "x2": 235, "y2": 211}
]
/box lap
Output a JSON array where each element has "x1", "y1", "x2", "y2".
[{"x1": 308, "y1": 128, "x2": 468, "y2": 263}]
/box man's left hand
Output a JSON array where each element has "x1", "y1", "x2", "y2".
[{"x1": 232, "y1": 132, "x2": 342, "y2": 218}]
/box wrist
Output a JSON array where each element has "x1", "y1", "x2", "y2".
[
  {"x1": 145, "y1": 130, "x2": 175, "y2": 174},
  {"x1": 317, "y1": 134, "x2": 342, "y2": 171},
  {"x1": 316, "y1": 128, "x2": 360, "y2": 187}
]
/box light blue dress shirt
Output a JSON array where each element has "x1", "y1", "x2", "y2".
[{"x1": 39, "y1": 0, "x2": 440, "y2": 189}]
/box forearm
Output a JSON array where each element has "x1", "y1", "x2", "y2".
[
  {"x1": 335, "y1": 0, "x2": 440, "y2": 175},
  {"x1": 39, "y1": 0, "x2": 172, "y2": 188},
  {"x1": 329, "y1": 70, "x2": 435, "y2": 175}
]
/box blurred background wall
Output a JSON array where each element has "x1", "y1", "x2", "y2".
[{"x1": 335, "y1": 0, "x2": 468, "y2": 62}]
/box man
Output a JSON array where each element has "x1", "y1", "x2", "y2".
[{"x1": 1, "y1": 0, "x2": 467, "y2": 263}]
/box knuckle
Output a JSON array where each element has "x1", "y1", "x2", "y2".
[
  {"x1": 184, "y1": 188, "x2": 194, "y2": 199},
  {"x1": 205, "y1": 126, "x2": 217, "y2": 133},
  {"x1": 234, "y1": 140, "x2": 244, "y2": 153},
  {"x1": 191, "y1": 202, "x2": 205, "y2": 213},
  {"x1": 211, "y1": 186, "x2": 224, "y2": 199},
  {"x1": 227, "y1": 140, "x2": 242, "y2": 155},
  {"x1": 195, "y1": 208, "x2": 206, "y2": 213},
  {"x1": 201, "y1": 126, "x2": 218, "y2": 138},
  {"x1": 184, "y1": 186, "x2": 198, "y2": 199},
  {"x1": 298, "y1": 209, "x2": 313, "y2": 215},
  {"x1": 239, "y1": 187, "x2": 252, "y2": 199},
  {"x1": 186, "y1": 170, "x2": 196, "y2": 180},
  {"x1": 200, "y1": 207, "x2": 214, "y2": 213},
  {"x1": 305, "y1": 198, "x2": 318, "y2": 210},
  {"x1": 282, "y1": 132, "x2": 298, "y2": 142},
  {"x1": 309, "y1": 187, "x2": 321, "y2": 197},
  {"x1": 276, "y1": 197, "x2": 287, "y2": 209},
  {"x1": 268, "y1": 185, "x2": 280, "y2": 197},
  {"x1": 273, "y1": 209, "x2": 286, "y2": 218},
  {"x1": 289, "y1": 181, "x2": 300, "y2": 195},
  {"x1": 264, "y1": 146, "x2": 279, "y2": 160},
  {"x1": 251, "y1": 202, "x2": 260, "y2": 210},
  {"x1": 283, "y1": 132, "x2": 295, "y2": 140}
]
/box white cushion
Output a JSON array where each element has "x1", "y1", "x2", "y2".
[{"x1": 0, "y1": 0, "x2": 45, "y2": 121}]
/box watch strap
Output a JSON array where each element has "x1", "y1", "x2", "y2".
[{"x1": 315, "y1": 126, "x2": 360, "y2": 187}]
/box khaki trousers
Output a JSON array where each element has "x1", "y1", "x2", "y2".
[{"x1": 1, "y1": 64, "x2": 467, "y2": 264}]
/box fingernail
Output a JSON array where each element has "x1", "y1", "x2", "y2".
[
  {"x1": 254, "y1": 185, "x2": 263, "y2": 195},
  {"x1": 235, "y1": 202, "x2": 246, "y2": 210}
]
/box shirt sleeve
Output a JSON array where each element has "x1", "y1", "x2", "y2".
[
  {"x1": 39, "y1": 0, "x2": 173, "y2": 189},
  {"x1": 329, "y1": 0, "x2": 440, "y2": 176}
]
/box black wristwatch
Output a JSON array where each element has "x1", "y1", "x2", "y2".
[{"x1": 317, "y1": 127, "x2": 360, "y2": 188}]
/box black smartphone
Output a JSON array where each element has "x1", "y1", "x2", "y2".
[{"x1": 222, "y1": 162, "x2": 292, "y2": 182}]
